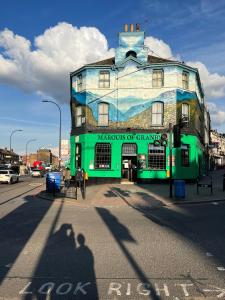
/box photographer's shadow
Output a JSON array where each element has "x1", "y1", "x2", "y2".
[{"x1": 24, "y1": 224, "x2": 98, "y2": 299}]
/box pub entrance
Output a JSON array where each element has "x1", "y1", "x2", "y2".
[{"x1": 121, "y1": 143, "x2": 137, "y2": 182}]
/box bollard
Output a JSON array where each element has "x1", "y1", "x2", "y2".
[{"x1": 223, "y1": 174, "x2": 225, "y2": 191}]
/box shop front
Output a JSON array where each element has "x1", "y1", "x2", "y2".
[{"x1": 70, "y1": 132, "x2": 203, "y2": 181}]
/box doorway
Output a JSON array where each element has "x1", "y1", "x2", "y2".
[{"x1": 122, "y1": 144, "x2": 137, "y2": 182}]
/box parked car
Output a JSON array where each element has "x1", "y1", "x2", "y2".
[
  {"x1": 0, "y1": 170, "x2": 19, "y2": 184},
  {"x1": 31, "y1": 169, "x2": 44, "y2": 178}
]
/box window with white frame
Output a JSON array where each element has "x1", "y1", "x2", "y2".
[
  {"x1": 152, "y1": 102, "x2": 164, "y2": 126},
  {"x1": 77, "y1": 74, "x2": 83, "y2": 92},
  {"x1": 95, "y1": 143, "x2": 111, "y2": 169},
  {"x1": 182, "y1": 103, "x2": 190, "y2": 122},
  {"x1": 148, "y1": 144, "x2": 166, "y2": 170},
  {"x1": 182, "y1": 71, "x2": 189, "y2": 90},
  {"x1": 98, "y1": 102, "x2": 109, "y2": 126},
  {"x1": 152, "y1": 69, "x2": 164, "y2": 87},
  {"x1": 76, "y1": 106, "x2": 82, "y2": 127},
  {"x1": 99, "y1": 70, "x2": 110, "y2": 88}
]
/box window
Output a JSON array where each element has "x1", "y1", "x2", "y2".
[
  {"x1": 148, "y1": 144, "x2": 166, "y2": 170},
  {"x1": 76, "y1": 106, "x2": 82, "y2": 127},
  {"x1": 122, "y1": 144, "x2": 137, "y2": 156},
  {"x1": 98, "y1": 102, "x2": 109, "y2": 126},
  {"x1": 95, "y1": 143, "x2": 111, "y2": 169},
  {"x1": 182, "y1": 71, "x2": 189, "y2": 90},
  {"x1": 77, "y1": 74, "x2": 83, "y2": 92},
  {"x1": 152, "y1": 101, "x2": 164, "y2": 126},
  {"x1": 99, "y1": 71, "x2": 110, "y2": 88},
  {"x1": 181, "y1": 144, "x2": 190, "y2": 167},
  {"x1": 152, "y1": 69, "x2": 164, "y2": 87},
  {"x1": 182, "y1": 103, "x2": 190, "y2": 122},
  {"x1": 126, "y1": 50, "x2": 137, "y2": 58}
]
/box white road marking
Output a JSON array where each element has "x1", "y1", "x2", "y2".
[
  {"x1": 217, "y1": 266, "x2": 225, "y2": 271},
  {"x1": 206, "y1": 252, "x2": 213, "y2": 257},
  {"x1": 155, "y1": 283, "x2": 170, "y2": 297},
  {"x1": 203, "y1": 284, "x2": 225, "y2": 298},
  {"x1": 212, "y1": 202, "x2": 219, "y2": 205}
]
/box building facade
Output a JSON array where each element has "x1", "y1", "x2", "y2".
[
  {"x1": 210, "y1": 130, "x2": 225, "y2": 169},
  {"x1": 0, "y1": 148, "x2": 19, "y2": 166},
  {"x1": 70, "y1": 24, "x2": 209, "y2": 181}
]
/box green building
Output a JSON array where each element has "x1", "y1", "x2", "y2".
[{"x1": 70, "y1": 24, "x2": 210, "y2": 182}]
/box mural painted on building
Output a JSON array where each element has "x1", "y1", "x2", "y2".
[
  {"x1": 69, "y1": 25, "x2": 209, "y2": 181},
  {"x1": 71, "y1": 86, "x2": 201, "y2": 131}
]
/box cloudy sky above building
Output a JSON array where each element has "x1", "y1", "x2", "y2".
[{"x1": 0, "y1": 0, "x2": 225, "y2": 154}]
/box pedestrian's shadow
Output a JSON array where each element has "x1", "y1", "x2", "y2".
[{"x1": 23, "y1": 224, "x2": 98, "y2": 300}]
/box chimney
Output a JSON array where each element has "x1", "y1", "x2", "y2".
[
  {"x1": 130, "y1": 24, "x2": 134, "y2": 32},
  {"x1": 136, "y1": 23, "x2": 140, "y2": 32},
  {"x1": 124, "y1": 24, "x2": 128, "y2": 32}
]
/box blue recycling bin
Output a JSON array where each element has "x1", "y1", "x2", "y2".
[
  {"x1": 46, "y1": 172, "x2": 61, "y2": 193},
  {"x1": 174, "y1": 180, "x2": 185, "y2": 198}
]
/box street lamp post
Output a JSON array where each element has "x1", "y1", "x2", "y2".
[
  {"x1": 10, "y1": 129, "x2": 23, "y2": 151},
  {"x1": 42, "y1": 100, "x2": 62, "y2": 169},
  {"x1": 9, "y1": 129, "x2": 23, "y2": 164},
  {"x1": 26, "y1": 139, "x2": 36, "y2": 167}
]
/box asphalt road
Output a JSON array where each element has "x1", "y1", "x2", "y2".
[{"x1": 0, "y1": 181, "x2": 225, "y2": 300}]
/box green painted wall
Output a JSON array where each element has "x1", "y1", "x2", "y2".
[{"x1": 70, "y1": 133, "x2": 203, "y2": 180}]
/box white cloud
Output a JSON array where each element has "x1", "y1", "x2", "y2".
[
  {"x1": 207, "y1": 102, "x2": 225, "y2": 126},
  {"x1": 187, "y1": 61, "x2": 225, "y2": 99},
  {"x1": 0, "y1": 22, "x2": 225, "y2": 108},
  {"x1": 0, "y1": 23, "x2": 114, "y2": 103},
  {"x1": 144, "y1": 36, "x2": 174, "y2": 59},
  {"x1": 211, "y1": 111, "x2": 225, "y2": 126}
]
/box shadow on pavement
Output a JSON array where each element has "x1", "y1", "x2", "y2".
[
  {"x1": 126, "y1": 184, "x2": 225, "y2": 284},
  {"x1": 23, "y1": 201, "x2": 98, "y2": 299},
  {"x1": 96, "y1": 207, "x2": 161, "y2": 300},
  {"x1": 0, "y1": 194, "x2": 53, "y2": 286}
]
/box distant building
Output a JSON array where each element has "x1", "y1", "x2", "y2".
[
  {"x1": 61, "y1": 139, "x2": 70, "y2": 161},
  {"x1": 210, "y1": 130, "x2": 225, "y2": 169},
  {"x1": 70, "y1": 24, "x2": 210, "y2": 181},
  {"x1": 37, "y1": 149, "x2": 52, "y2": 164},
  {"x1": 0, "y1": 148, "x2": 19, "y2": 165},
  {"x1": 21, "y1": 149, "x2": 59, "y2": 167}
]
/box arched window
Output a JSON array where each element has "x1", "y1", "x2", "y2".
[
  {"x1": 152, "y1": 102, "x2": 164, "y2": 126},
  {"x1": 98, "y1": 102, "x2": 109, "y2": 126},
  {"x1": 182, "y1": 103, "x2": 190, "y2": 122},
  {"x1": 126, "y1": 50, "x2": 137, "y2": 58}
]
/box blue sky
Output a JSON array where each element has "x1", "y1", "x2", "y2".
[{"x1": 0, "y1": 0, "x2": 225, "y2": 154}]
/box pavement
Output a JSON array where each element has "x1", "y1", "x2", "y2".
[
  {"x1": 1, "y1": 173, "x2": 225, "y2": 299},
  {"x1": 39, "y1": 169, "x2": 225, "y2": 210}
]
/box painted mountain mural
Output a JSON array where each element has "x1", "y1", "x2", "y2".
[{"x1": 72, "y1": 89, "x2": 179, "y2": 122}]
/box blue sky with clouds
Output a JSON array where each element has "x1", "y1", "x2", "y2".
[{"x1": 0, "y1": 0, "x2": 225, "y2": 155}]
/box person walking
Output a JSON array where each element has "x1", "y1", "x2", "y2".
[{"x1": 64, "y1": 167, "x2": 71, "y2": 189}]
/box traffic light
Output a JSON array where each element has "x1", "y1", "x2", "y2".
[{"x1": 173, "y1": 124, "x2": 181, "y2": 148}]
